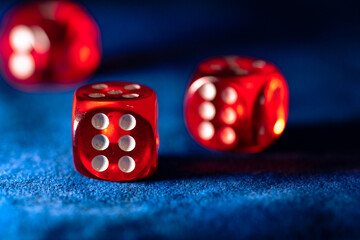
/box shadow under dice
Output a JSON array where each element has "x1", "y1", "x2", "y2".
[
  {"x1": 72, "y1": 82, "x2": 158, "y2": 181},
  {"x1": 184, "y1": 56, "x2": 289, "y2": 153}
]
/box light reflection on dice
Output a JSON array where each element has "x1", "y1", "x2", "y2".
[
  {"x1": 184, "y1": 56, "x2": 289, "y2": 153},
  {"x1": 72, "y1": 82, "x2": 159, "y2": 181}
]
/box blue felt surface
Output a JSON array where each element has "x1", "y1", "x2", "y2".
[{"x1": 1, "y1": 0, "x2": 360, "y2": 239}]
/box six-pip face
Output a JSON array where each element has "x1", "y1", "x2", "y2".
[{"x1": 72, "y1": 82, "x2": 158, "y2": 181}]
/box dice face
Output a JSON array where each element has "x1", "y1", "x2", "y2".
[
  {"x1": 0, "y1": 1, "x2": 101, "y2": 91},
  {"x1": 184, "y1": 56, "x2": 289, "y2": 153},
  {"x1": 72, "y1": 82, "x2": 158, "y2": 181}
]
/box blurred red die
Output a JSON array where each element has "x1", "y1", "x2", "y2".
[{"x1": 0, "y1": 1, "x2": 101, "y2": 91}]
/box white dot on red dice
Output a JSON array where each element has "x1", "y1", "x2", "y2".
[
  {"x1": 92, "y1": 155, "x2": 109, "y2": 172},
  {"x1": 253, "y1": 60, "x2": 266, "y2": 68},
  {"x1": 221, "y1": 87, "x2": 237, "y2": 104},
  {"x1": 198, "y1": 121, "x2": 214, "y2": 140},
  {"x1": 31, "y1": 26, "x2": 50, "y2": 53},
  {"x1": 92, "y1": 113, "x2": 109, "y2": 130},
  {"x1": 9, "y1": 53, "x2": 35, "y2": 79},
  {"x1": 118, "y1": 135, "x2": 136, "y2": 152},
  {"x1": 123, "y1": 93, "x2": 139, "y2": 98},
  {"x1": 119, "y1": 114, "x2": 136, "y2": 131},
  {"x1": 259, "y1": 126, "x2": 265, "y2": 135},
  {"x1": 92, "y1": 134, "x2": 109, "y2": 151},
  {"x1": 119, "y1": 156, "x2": 136, "y2": 173},
  {"x1": 234, "y1": 68, "x2": 248, "y2": 75},
  {"x1": 210, "y1": 64, "x2": 222, "y2": 71},
  {"x1": 220, "y1": 127, "x2": 236, "y2": 144},
  {"x1": 259, "y1": 94, "x2": 265, "y2": 105},
  {"x1": 92, "y1": 83, "x2": 108, "y2": 89},
  {"x1": 199, "y1": 82, "x2": 216, "y2": 101},
  {"x1": 10, "y1": 25, "x2": 34, "y2": 52},
  {"x1": 89, "y1": 93, "x2": 105, "y2": 98},
  {"x1": 124, "y1": 84, "x2": 141, "y2": 90},
  {"x1": 221, "y1": 107, "x2": 237, "y2": 124},
  {"x1": 108, "y1": 90, "x2": 122, "y2": 94},
  {"x1": 198, "y1": 102, "x2": 216, "y2": 120}
]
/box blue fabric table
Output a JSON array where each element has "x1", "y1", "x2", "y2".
[{"x1": 1, "y1": 0, "x2": 360, "y2": 239}]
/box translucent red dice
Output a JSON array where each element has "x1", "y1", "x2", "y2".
[
  {"x1": 0, "y1": 1, "x2": 101, "y2": 91},
  {"x1": 72, "y1": 82, "x2": 159, "y2": 181},
  {"x1": 184, "y1": 56, "x2": 289, "y2": 153}
]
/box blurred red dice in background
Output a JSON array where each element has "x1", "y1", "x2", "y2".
[
  {"x1": 0, "y1": 1, "x2": 101, "y2": 91},
  {"x1": 72, "y1": 82, "x2": 159, "y2": 181},
  {"x1": 184, "y1": 56, "x2": 289, "y2": 153}
]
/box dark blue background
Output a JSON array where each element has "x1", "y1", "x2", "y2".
[{"x1": 1, "y1": 0, "x2": 360, "y2": 239}]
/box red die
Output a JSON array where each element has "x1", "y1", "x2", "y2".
[
  {"x1": 0, "y1": 1, "x2": 101, "y2": 91},
  {"x1": 184, "y1": 56, "x2": 289, "y2": 153},
  {"x1": 72, "y1": 82, "x2": 159, "y2": 181}
]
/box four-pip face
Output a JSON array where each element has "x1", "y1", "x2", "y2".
[
  {"x1": 184, "y1": 56, "x2": 289, "y2": 153},
  {"x1": 72, "y1": 82, "x2": 159, "y2": 181}
]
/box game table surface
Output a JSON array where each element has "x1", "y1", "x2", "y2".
[{"x1": 1, "y1": 1, "x2": 360, "y2": 239}]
